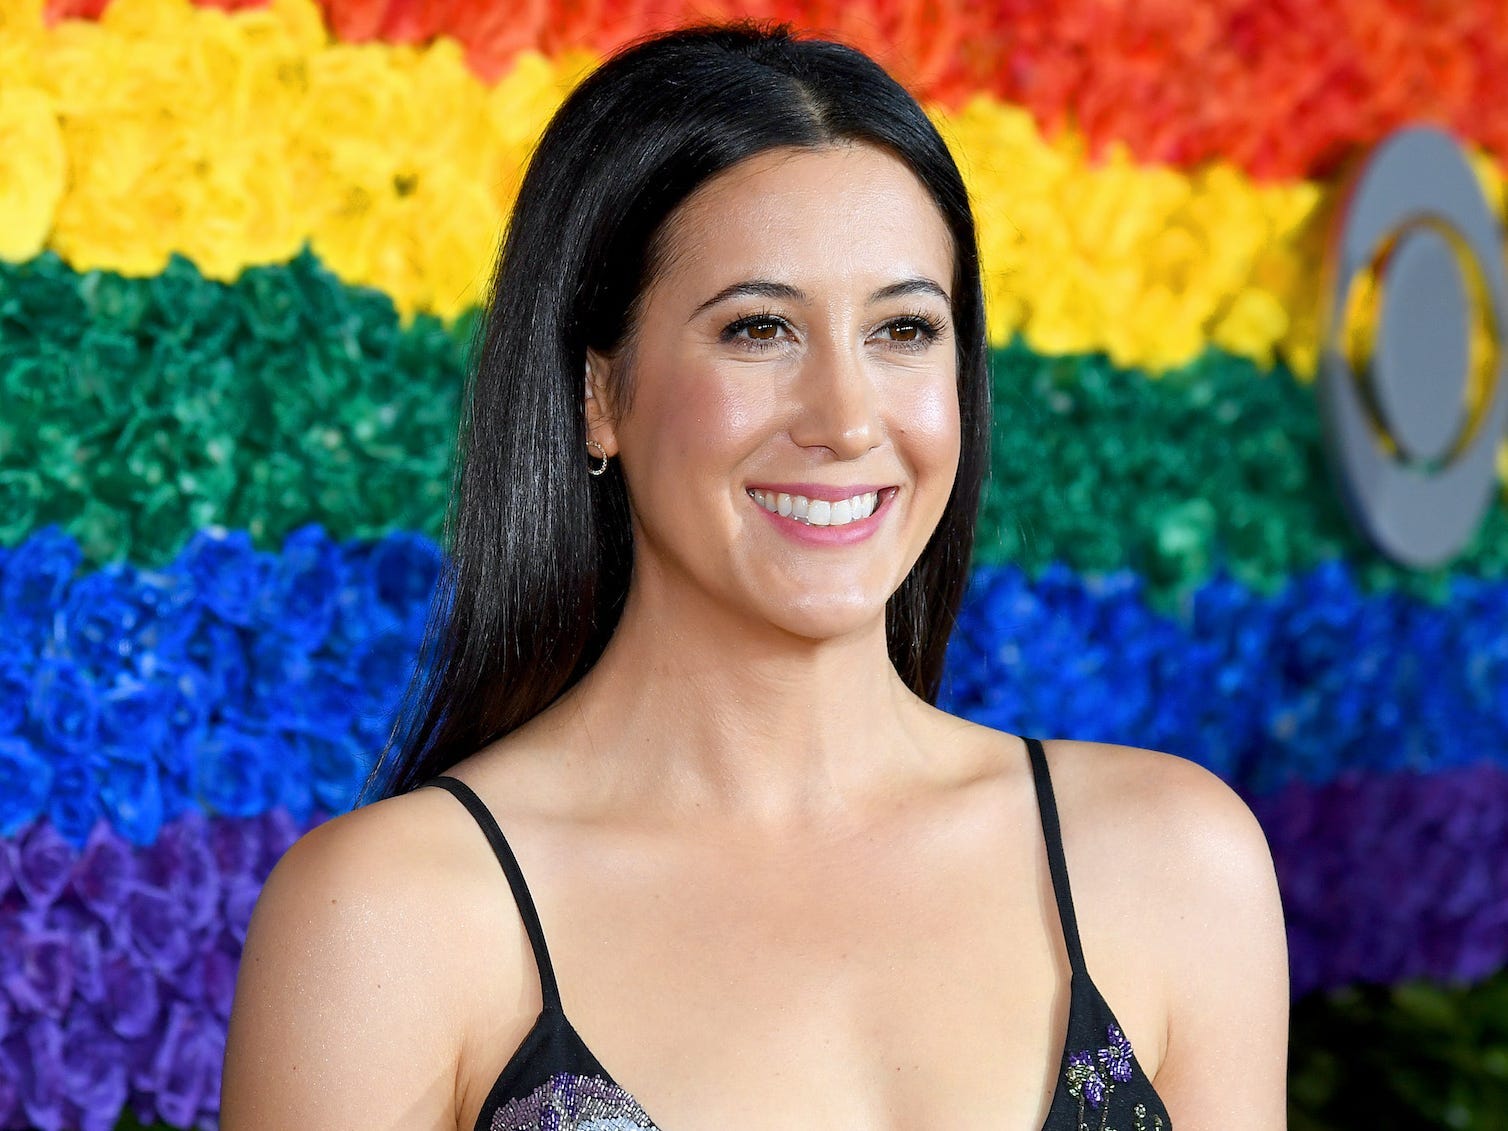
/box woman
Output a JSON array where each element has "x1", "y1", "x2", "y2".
[{"x1": 221, "y1": 22, "x2": 1289, "y2": 1131}]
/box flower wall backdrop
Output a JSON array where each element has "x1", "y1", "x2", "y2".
[{"x1": 2, "y1": 0, "x2": 1507, "y2": 1126}]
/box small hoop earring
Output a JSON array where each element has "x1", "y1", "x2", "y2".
[{"x1": 586, "y1": 439, "x2": 609, "y2": 477}]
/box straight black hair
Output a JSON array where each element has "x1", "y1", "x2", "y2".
[{"x1": 364, "y1": 20, "x2": 990, "y2": 802}]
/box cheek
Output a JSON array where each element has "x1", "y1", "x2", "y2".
[
  {"x1": 627, "y1": 369, "x2": 775, "y2": 475},
  {"x1": 892, "y1": 377, "x2": 963, "y2": 478}
]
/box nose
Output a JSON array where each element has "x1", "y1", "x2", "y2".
[{"x1": 788, "y1": 336, "x2": 882, "y2": 459}]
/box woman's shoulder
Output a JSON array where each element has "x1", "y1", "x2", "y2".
[
  {"x1": 951, "y1": 719, "x2": 1281, "y2": 945},
  {"x1": 940, "y1": 713, "x2": 1270, "y2": 857},
  {"x1": 221, "y1": 785, "x2": 528, "y2": 1127},
  {"x1": 1039, "y1": 735, "x2": 1277, "y2": 887}
]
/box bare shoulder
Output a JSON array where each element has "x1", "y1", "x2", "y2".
[
  {"x1": 1044, "y1": 737, "x2": 1290, "y2": 1126},
  {"x1": 221, "y1": 786, "x2": 521, "y2": 1131},
  {"x1": 1044, "y1": 737, "x2": 1277, "y2": 883}
]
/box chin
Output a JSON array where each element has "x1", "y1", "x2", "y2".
[{"x1": 766, "y1": 591, "x2": 891, "y2": 644}]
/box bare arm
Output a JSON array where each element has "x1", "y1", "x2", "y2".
[
  {"x1": 1149, "y1": 759, "x2": 1290, "y2": 1130},
  {"x1": 220, "y1": 802, "x2": 471, "y2": 1131}
]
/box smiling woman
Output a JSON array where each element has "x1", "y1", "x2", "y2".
[{"x1": 219, "y1": 21, "x2": 1289, "y2": 1131}]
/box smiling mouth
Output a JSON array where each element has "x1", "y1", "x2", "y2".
[{"x1": 745, "y1": 488, "x2": 895, "y2": 527}]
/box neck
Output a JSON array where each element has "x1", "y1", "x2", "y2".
[{"x1": 545, "y1": 561, "x2": 938, "y2": 829}]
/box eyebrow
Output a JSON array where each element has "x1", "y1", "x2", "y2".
[{"x1": 689, "y1": 276, "x2": 951, "y2": 319}]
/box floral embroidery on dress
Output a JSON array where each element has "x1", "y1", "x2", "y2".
[
  {"x1": 1063, "y1": 1024, "x2": 1158, "y2": 1131},
  {"x1": 490, "y1": 1072, "x2": 658, "y2": 1131}
]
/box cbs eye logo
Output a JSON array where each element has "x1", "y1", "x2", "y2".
[{"x1": 1320, "y1": 125, "x2": 1508, "y2": 570}]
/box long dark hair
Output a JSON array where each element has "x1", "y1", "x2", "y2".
[{"x1": 364, "y1": 21, "x2": 990, "y2": 802}]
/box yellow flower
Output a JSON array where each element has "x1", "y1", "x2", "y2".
[{"x1": 0, "y1": 86, "x2": 65, "y2": 261}]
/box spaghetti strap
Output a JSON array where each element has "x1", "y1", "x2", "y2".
[
  {"x1": 1023, "y1": 736, "x2": 1088, "y2": 978},
  {"x1": 424, "y1": 775, "x2": 562, "y2": 1012}
]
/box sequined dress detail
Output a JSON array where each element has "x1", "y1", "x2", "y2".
[{"x1": 423, "y1": 736, "x2": 1172, "y2": 1130}]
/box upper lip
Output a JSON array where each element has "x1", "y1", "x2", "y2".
[{"x1": 745, "y1": 482, "x2": 893, "y2": 502}]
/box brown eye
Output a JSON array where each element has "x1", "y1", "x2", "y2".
[
  {"x1": 748, "y1": 319, "x2": 779, "y2": 340},
  {"x1": 890, "y1": 323, "x2": 919, "y2": 342}
]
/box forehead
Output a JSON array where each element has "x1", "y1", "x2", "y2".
[{"x1": 653, "y1": 143, "x2": 954, "y2": 294}]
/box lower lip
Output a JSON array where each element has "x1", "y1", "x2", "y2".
[{"x1": 748, "y1": 489, "x2": 896, "y2": 546}]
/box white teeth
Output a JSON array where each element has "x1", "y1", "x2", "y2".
[{"x1": 748, "y1": 489, "x2": 883, "y2": 527}]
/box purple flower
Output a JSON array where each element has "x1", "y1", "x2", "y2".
[
  {"x1": 71, "y1": 821, "x2": 139, "y2": 921},
  {"x1": 100, "y1": 948, "x2": 161, "y2": 1039},
  {"x1": 140, "y1": 810, "x2": 219, "y2": 932},
  {"x1": 15, "y1": 820, "x2": 76, "y2": 910},
  {"x1": 208, "y1": 813, "x2": 262, "y2": 877},
  {"x1": 22, "y1": 1015, "x2": 66, "y2": 1130},
  {"x1": 0, "y1": 735, "x2": 51, "y2": 837},
  {"x1": 145, "y1": 1000, "x2": 223, "y2": 1128},
  {"x1": 43, "y1": 902, "x2": 103, "y2": 1005},
  {"x1": 121, "y1": 885, "x2": 191, "y2": 974},
  {"x1": 192, "y1": 946, "x2": 238, "y2": 1020},
  {"x1": 60, "y1": 1005, "x2": 129, "y2": 1127},
  {"x1": 0, "y1": 1041, "x2": 19, "y2": 1125},
  {"x1": 3, "y1": 929, "x2": 75, "y2": 1016},
  {"x1": 222, "y1": 873, "x2": 262, "y2": 945},
  {"x1": 1097, "y1": 1023, "x2": 1135, "y2": 1083},
  {"x1": 1065, "y1": 1049, "x2": 1106, "y2": 1109}
]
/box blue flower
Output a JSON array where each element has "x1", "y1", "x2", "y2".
[
  {"x1": 45, "y1": 753, "x2": 101, "y2": 848},
  {"x1": 260, "y1": 524, "x2": 341, "y2": 650},
  {"x1": 360, "y1": 530, "x2": 442, "y2": 639},
  {"x1": 0, "y1": 735, "x2": 52, "y2": 837},
  {"x1": 58, "y1": 566, "x2": 146, "y2": 677},
  {"x1": 0, "y1": 649, "x2": 30, "y2": 734},
  {"x1": 30, "y1": 659, "x2": 99, "y2": 759},
  {"x1": 98, "y1": 672, "x2": 174, "y2": 759},
  {"x1": 96, "y1": 750, "x2": 165, "y2": 847},
  {"x1": 301, "y1": 730, "x2": 372, "y2": 815},
  {"x1": 0, "y1": 525, "x2": 80, "y2": 646},
  {"x1": 177, "y1": 527, "x2": 264, "y2": 627},
  {"x1": 195, "y1": 724, "x2": 279, "y2": 819}
]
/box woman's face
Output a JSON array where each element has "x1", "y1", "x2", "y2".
[{"x1": 587, "y1": 142, "x2": 961, "y2": 644}]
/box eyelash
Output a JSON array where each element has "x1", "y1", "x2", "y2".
[{"x1": 720, "y1": 309, "x2": 946, "y2": 352}]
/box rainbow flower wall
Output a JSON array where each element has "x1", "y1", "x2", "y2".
[{"x1": 2, "y1": 0, "x2": 1508, "y2": 1126}]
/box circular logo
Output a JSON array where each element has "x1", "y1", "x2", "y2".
[{"x1": 1319, "y1": 125, "x2": 1508, "y2": 569}]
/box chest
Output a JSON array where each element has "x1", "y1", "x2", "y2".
[{"x1": 456, "y1": 820, "x2": 1129, "y2": 1130}]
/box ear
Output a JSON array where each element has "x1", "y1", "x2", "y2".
[{"x1": 583, "y1": 348, "x2": 620, "y2": 457}]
